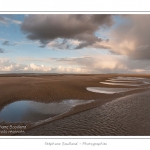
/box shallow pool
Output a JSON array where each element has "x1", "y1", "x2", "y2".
[
  {"x1": 0, "y1": 99, "x2": 93, "y2": 123},
  {"x1": 100, "y1": 82, "x2": 143, "y2": 86},
  {"x1": 86, "y1": 87, "x2": 139, "y2": 94}
]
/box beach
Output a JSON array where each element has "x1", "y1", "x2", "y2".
[
  {"x1": 23, "y1": 90, "x2": 150, "y2": 136},
  {"x1": 0, "y1": 74, "x2": 150, "y2": 135}
]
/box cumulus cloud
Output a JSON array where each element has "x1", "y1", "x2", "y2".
[
  {"x1": 0, "y1": 58, "x2": 88, "y2": 73},
  {"x1": 23, "y1": 63, "x2": 52, "y2": 72},
  {"x1": 0, "y1": 58, "x2": 23, "y2": 72},
  {"x1": 1, "y1": 54, "x2": 150, "y2": 74},
  {"x1": 53, "y1": 66, "x2": 87, "y2": 73},
  {"x1": 54, "y1": 54, "x2": 150, "y2": 73},
  {"x1": 21, "y1": 14, "x2": 113, "y2": 49},
  {"x1": 55, "y1": 55, "x2": 127, "y2": 73},
  {"x1": 0, "y1": 58, "x2": 53, "y2": 73}
]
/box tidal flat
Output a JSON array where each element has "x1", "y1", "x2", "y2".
[{"x1": 0, "y1": 74, "x2": 150, "y2": 136}]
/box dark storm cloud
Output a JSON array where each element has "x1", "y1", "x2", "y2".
[
  {"x1": 109, "y1": 15, "x2": 150, "y2": 60},
  {"x1": 74, "y1": 32, "x2": 102, "y2": 49},
  {"x1": 21, "y1": 14, "x2": 113, "y2": 49},
  {"x1": 0, "y1": 48, "x2": 5, "y2": 53},
  {"x1": 130, "y1": 45, "x2": 150, "y2": 60},
  {"x1": 90, "y1": 14, "x2": 113, "y2": 25},
  {"x1": 75, "y1": 42, "x2": 91, "y2": 49}
]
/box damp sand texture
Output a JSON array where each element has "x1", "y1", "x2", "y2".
[{"x1": 0, "y1": 74, "x2": 150, "y2": 135}]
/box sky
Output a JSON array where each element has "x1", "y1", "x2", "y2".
[{"x1": 0, "y1": 14, "x2": 150, "y2": 74}]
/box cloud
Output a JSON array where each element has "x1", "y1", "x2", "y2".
[
  {"x1": 0, "y1": 58, "x2": 87, "y2": 73},
  {"x1": 130, "y1": 45, "x2": 150, "y2": 60},
  {"x1": 23, "y1": 63, "x2": 52, "y2": 72},
  {"x1": 3, "y1": 41, "x2": 11, "y2": 46},
  {"x1": 23, "y1": 63, "x2": 87, "y2": 73},
  {"x1": 0, "y1": 58, "x2": 52, "y2": 73},
  {"x1": 0, "y1": 16, "x2": 7, "y2": 24},
  {"x1": 106, "y1": 15, "x2": 150, "y2": 60},
  {"x1": 21, "y1": 14, "x2": 113, "y2": 49},
  {"x1": 10, "y1": 19, "x2": 22, "y2": 25},
  {"x1": 54, "y1": 54, "x2": 150, "y2": 74},
  {"x1": 0, "y1": 48, "x2": 5, "y2": 53},
  {"x1": 16, "y1": 52, "x2": 150, "y2": 74},
  {"x1": 0, "y1": 16, "x2": 22, "y2": 25},
  {"x1": 0, "y1": 58, "x2": 23, "y2": 72},
  {"x1": 55, "y1": 55, "x2": 127, "y2": 73},
  {"x1": 47, "y1": 39, "x2": 70, "y2": 49},
  {"x1": 55, "y1": 66, "x2": 87, "y2": 73},
  {"x1": 46, "y1": 39, "x2": 83, "y2": 50},
  {"x1": 2, "y1": 40, "x2": 17, "y2": 46},
  {"x1": 2, "y1": 54, "x2": 150, "y2": 74}
]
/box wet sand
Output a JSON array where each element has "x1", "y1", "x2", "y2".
[
  {"x1": 22, "y1": 90, "x2": 150, "y2": 136},
  {"x1": 0, "y1": 74, "x2": 149, "y2": 106},
  {"x1": 0, "y1": 74, "x2": 150, "y2": 135}
]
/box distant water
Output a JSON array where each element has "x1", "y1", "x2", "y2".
[{"x1": 0, "y1": 100, "x2": 94, "y2": 123}]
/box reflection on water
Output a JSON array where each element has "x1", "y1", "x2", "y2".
[
  {"x1": 86, "y1": 87, "x2": 138, "y2": 94},
  {"x1": 23, "y1": 90, "x2": 150, "y2": 135},
  {"x1": 0, "y1": 100, "x2": 93, "y2": 123}
]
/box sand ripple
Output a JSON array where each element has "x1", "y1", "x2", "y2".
[{"x1": 22, "y1": 90, "x2": 150, "y2": 136}]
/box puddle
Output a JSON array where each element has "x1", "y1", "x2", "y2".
[
  {"x1": 106, "y1": 80, "x2": 139, "y2": 83},
  {"x1": 0, "y1": 100, "x2": 94, "y2": 123},
  {"x1": 110, "y1": 77, "x2": 145, "y2": 80},
  {"x1": 104, "y1": 77, "x2": 150, "y2": 85},
  {"x1": 87, "y1": 77, "x2": 150, "y2": 94},
  {"x1": 86, "y1": 87, "x2": 139, "y2": 94},
  {"x1": 100, "y1": 82, "x2": 144, "y2": 86}
]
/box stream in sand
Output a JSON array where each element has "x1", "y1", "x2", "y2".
[{"x1": 0, "y1": 100, "x2": 93, "y2": 123}]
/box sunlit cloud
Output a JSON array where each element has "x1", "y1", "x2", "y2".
[{"x1": 1, "y1": 14, "x2": 150, "y2": 74}]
